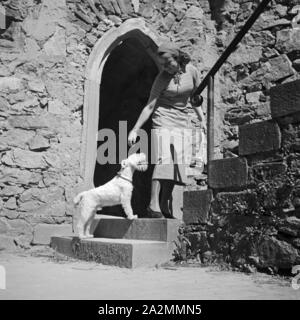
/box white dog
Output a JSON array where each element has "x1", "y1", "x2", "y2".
[{"x1": 74, "y1": 153, "x2": 148, "y2": 238}]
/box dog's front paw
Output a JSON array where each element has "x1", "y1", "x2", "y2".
[{"x1": 128, "y1": 214, "x2": 138, "y2": 220}]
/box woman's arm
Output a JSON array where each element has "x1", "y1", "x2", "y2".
[
  {"x1": 193, "y1": 105, "x2": 206, "y2": 131},
  {"x1": 190, "y1": 65, "x2": 206, "y2": 130},
  {"x1": 132, "y1": 98, "x2": 157, "y2": 131},
  {"x1": 128, "y1": 100, "x2": 157, "y2": 146},
  {"x1": 128, "y1": 72, "x2": 164, "y2": 146}
]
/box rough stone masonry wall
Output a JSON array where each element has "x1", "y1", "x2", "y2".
[
  {"x1": 1, "y1": 0, "x2": 300, "y2": 267},
  {"x1": 183, "y1": 0, "x2": 300, "y2": 273},
  {"x1": 0, "y1": 0, "x2": 221, "y2": 250}
]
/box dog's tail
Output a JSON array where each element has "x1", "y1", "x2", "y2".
[{"x1": 73, "y1": 191, "x2": 85, "y2": 205}]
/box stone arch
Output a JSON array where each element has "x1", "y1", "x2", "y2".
[{"x1": 81, "y1": 18, "x2": 161, "y2": 192}]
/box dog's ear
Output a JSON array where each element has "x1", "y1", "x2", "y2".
[{"x1": 121, "y1": 159, "x2": 128, "y2": 168}]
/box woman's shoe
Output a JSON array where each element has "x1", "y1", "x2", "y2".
[
  {"x1": 144, "y1": 207, "x2": 163, "y2": 218},
  {"x1": 162, "y1": 212, "x2": 175, "y2": 219}
]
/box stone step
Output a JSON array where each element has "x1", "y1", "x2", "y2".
[
  {"x1": 91, "y1": 216, "x2": 182, "y2": 242},
  {"x1": 51, "y1": 236, "x2": 175, "y2": 268}
]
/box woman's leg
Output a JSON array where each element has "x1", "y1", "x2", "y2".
[
  {"x1": 160, "y1": 180, "x2": 175, "y2": 217},
  {"x1": 148, "y1": 179, "x2": 161, "y2": 212}
]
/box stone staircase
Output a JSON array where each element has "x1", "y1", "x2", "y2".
[{"x1": 51, "y1": 216, "x2": 182, "y2": 268}]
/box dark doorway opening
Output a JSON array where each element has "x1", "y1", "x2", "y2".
[{"x1": 94, "y1": 37, "x2": 159, "y2": 217}]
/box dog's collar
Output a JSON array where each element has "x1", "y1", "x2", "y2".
[{"x1": 116, "y1": 172, "x2": 133, "y2": 185}]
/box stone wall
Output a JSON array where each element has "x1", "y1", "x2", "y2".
[
  {"x1": 0, "y1": 0, "x2": 219, "y2": 249},
  {"x1": 216, "y1": 0, "x2": 300, "y2": 157},
  {"x1": 184, "y1": 80, "x2": 300, "y2": 274}
]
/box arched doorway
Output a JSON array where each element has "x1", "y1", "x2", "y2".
[{"x1": 81, "y1": 19, "x2": 161, "y2": 217}]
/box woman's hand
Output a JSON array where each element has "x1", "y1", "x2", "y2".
[{"x1": 128, "y1": 129, "x2": 138, "y2": 146}]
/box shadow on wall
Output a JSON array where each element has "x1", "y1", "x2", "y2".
[{"x1": 94, "y1": 37, "x2": 159, "y2": 217}]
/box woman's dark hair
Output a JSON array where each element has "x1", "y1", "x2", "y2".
[{"x1": 177, "y1": 51, "x2": 191, "y2": 69}]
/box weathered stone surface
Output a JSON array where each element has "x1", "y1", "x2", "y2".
[
  {"x1": 252, "y1": 236, "x2": 299, "y2": 269},
  {"x1": 183, "y1": 190, "x2": 213, "y2": 224},
  {"x1": 44, "y1": 27, "x2": 67, "y2": 57},
  {"x1": 0, "y1": 218, "x2": 10, "y2": 234},
  {"x1": 18, "y1": 200, "x2": 42, "y2": 212},
  {"x1": 0, "y1": 77, "x2": 23, "y2": 91},
  {"x1": 245, "y1": 91, "x2": 262, "y2": 105},
  {"x1": 224, "y1": 105, "x2": 254, "y2": 126},
  {"x1": 2, "y1": 149, "x2": 47, "y2": 169},
  {"x1": 266, "y1": 54, "x2": 295, "y2": 82},
  {"x1": 33, "y1": 223, "x2": 72, "y2": 245},
  {"x1": 276, "y1": 28, "x2": 300, "y2": 53},
  {"x1": 4, "y1": 197, "x2": 17, "y2": 210},
  {"x1": 209, "y1": 157, "x2": 248, "y2": 189},
  {"x1": 51, "y1": 236, "x2": 175, "y2": 268},
  {"x1": 9, "y1": 115, "x2": 51, "y2": 129},
  {"x1": 244, "y1": 31, "x2": 276, "y2": 48},
  {"x1": 19, "y1": 187, "x2": 64, "y2": 203},
  {"x1": 241, "y1": 54, "x2": 294, "y2": 87},
  {"x1": 0, "y1": 129, "x2": 35, "y2": 148},
  {"x1": 229, "y1": 46, "x2": 263, "y2": 67},
  {"x1": 9, "y1": 114, "x2": 71, "y2": 136},
  {"x1": 174, "y1": 0, "x2": 187, "y2": 12},
  {"x1": 270, "y1": 80, "x2": 300, "y2": 119},
  {"x1": 0, "y1": 97, "x2": 9, "y2": 111},
  {"x1": 185, "y1": 6, "x2": 204, "y2": 20},
  {"x1": 0, "y1": 235, "x2": 16, "y2": 251},
  {"x1": 249, "y1": 162, "x2": 287, "y2": 183},
  {"x1": 94, "y1": 217, "x2": 181, "y2": 242},
  {"x1": 0, "y1": 185, "x2": 24, "y2": 196},
  {"x1": 187, "y1": 231, "x2": 210, "y2": 254},
  {"x1": 28, "y1": 80, "x2": 45, "y2": 93},
  {"x1": 254, "y1": 102, "x2": 271, "y2": 118},
  {"x1": 212, "y1": 191, "x2": 258, "y2": 216},
  {"x1": 29, "y1": 134, "x2": 50, "y2": 151},
  {"x1": 0, "y1": 65, "x2": 11, "y2": 77},
  {"x1": 48, "y1": 99, "x2": 68, "y2": 115},
  {"x1": 10, "y1": 98, "x2": 40, "y2": 113},
  {"x1": 6, "y1": 218, "x2": 33, "y2": 248},
  {"x1": 239, "y1": 121, "x2": 281, "y2": 156},
  {"x1": 0, "y1": 167, "x2": 42, "y2": 186},
  {"x1": 131, "y1": 0, "x2": 140, "y2": 13},
  {"x1": 22, "y1": 0, "x2": 67, "y2": 42}
]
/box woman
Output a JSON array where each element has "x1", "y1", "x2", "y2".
[{"x1": 128, "y1": 41, "x2": 206, "y2": 218}]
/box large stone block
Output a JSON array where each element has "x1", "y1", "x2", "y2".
[
  {"x1": 239, "y1": 120, "x2": 281, "y2": 156},
  {"x1": 241, "y1": 55, "x2": 294, "y2": 87},
  {"x1": 276, "y1": 28, "x2": 300, "y2": 53},
  {"x1": 249, "y1": 162, "x2": 287, "y2": 184},
  {"x1": 266, "y1": 54, "x2": 295, "y2": 82},
  {"x1": 51, "y1": 236, "x2": 175, "y2": 268},
  {"x1": 22, "y1": 0, "x2": 67, "y2": 42},
  {"x1": 92, "y1": 217, "x2": 181, "y2": 242},
  {"x1": 252, "y1": 236, "x2": 300, "y2": 269},
  {"x1": 0, "y1": 185, "x2": 24, "y2": 196},
  {"x1": 44, "y1": 27, "x2": 66, "y2": 57},
  {"x1": 0, "y1": 167, "x2": 42, "y2": 185},
  {"x1": 1, "y1": 129, "x2": 35, "y2": 148},
  {"x1": 0, "y1": 77, "x2": 23, "y2": 91},
  {"x1": 212, "y1": 191, "x2": 258, "y2": 216},
  {"x1": 33, "y1": 223, "x2": 72, "y2": 245},
  {"x1": 208, "y1": 157, "x2": 248, "y2": 189},
  {"x1": 2, "y1": 149, "x2": 47, "y2": 169},
  {"x1": 183, "y1": 189, "x2": 213, "y2": 224},
  {"x1": 270, "y1": 80, "x2": 300, "y2": 119},
  {"x1": 0, "y1": 235, "x2": 16, "y2": 251},
  {"x1": 9, "y1": 115, "x2": 51, "y2": 130}
]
